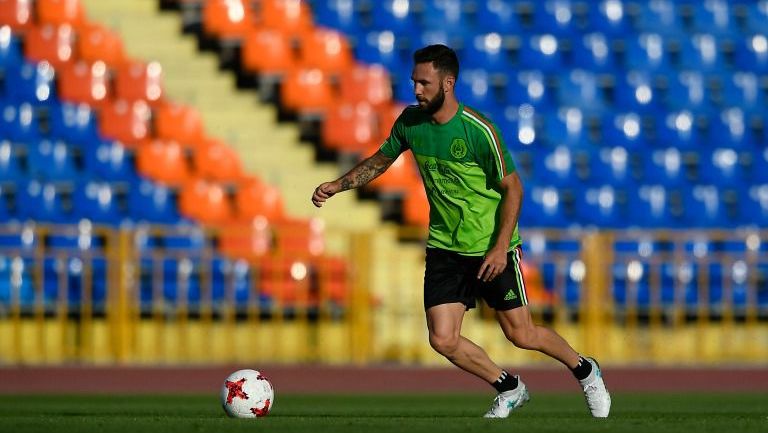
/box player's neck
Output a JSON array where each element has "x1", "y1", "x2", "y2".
[{"x1": 430, "y1": 97, "x2": 460, "y2": 125}]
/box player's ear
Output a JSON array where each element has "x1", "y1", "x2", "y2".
[{"x1": 444, "y1": 74, "x2": 455, "y2": 92}]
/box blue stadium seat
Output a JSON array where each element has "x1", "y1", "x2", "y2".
[
  {"x1": 0, "y1": 101, "x2": 41, "y2": 143},
  {"x1": 311, "y1": 0, "x2": 363, "y2": 37},
  {"x1": 706, "y1": 108, "x2": 758, "y2": 150},
  {"x1": 518, "y1": 34, "x2": 564, "y2": 73},
  {"x1": 3, "y1": 61, "x2": 56, "y2": 105},
  {"x1": 16, "y1": 180, "x2": 75, "y2": 224},
  {"x1": 632, "y1": 1, "x2": 684, "y2": 36},
  {"x1": 682, "y1": 185, "x2": 729, "y2": 227},
  {"x1": 497, "y1": 104, "x2": 543, "y2": 151},
  {"x1": 555, "y1": 69, "x2": 605, "y2": 113},
  {"x1": 697, "y1": 148, "x2": 746, "y2": 187},
  {"x1": 73, "y1": 181, "x2": 127, "y2": 225},
  {"x1": 652, "y1": 110, "x2": 701, "y2": 150},
  {"x1": 455, "y1": 69, "x2": 502, "y2": 117},
  {"x1": 42, "y1": 256, "x2": 108, "y2": 308},
  {"x1": 585, "y1": 0, "x2": 631, "y2": 36},
  {"x1": 0, "y1": 27, "x2": 22, "y2": 74},
  {"x1": 48, "y1": 102, "x2": 100, "y2": 146},
  {"x1": 26, "y1": 139, "x2": 79, "y2": 181},
  {"x1": 370, "y1": 0, "x2": 418, "y2": 35},
  {"x1": 0, "y1": 140, "x2": 25, "y2": 182},
  {"x1": 676, "y1": 34, "x2": 726, "y2": 73},
  {"x1": 463, "y1": 33, "x2": 513, "y2": 75},
  {"x1": 541, "y1": 107, "x2": 593, "y2": 148},
  {"x1": 740, "y1": 184, "x2": 768, "y2": 227},
  {"x1": 629, "y1": 184, "x2": 679, "y2": 227},
  {"x1": 161, "y1": 225, "x2": 207, "y2": 250},
  {"x1": 689, "y1": 0, "x2": 738, "y2": 37},
  {"x1": 212, "y1": 257, "x2": 253, "y2": 304},
  {"x1": 717, "y1": 73, "x2": 762, "y2": 115},
  {"x1": 504, "y1": 70, "x2": 551, "y2": 108},
  {"x1": 664, "y1": 71, "x2": 710, "y2": 112},
  {"x1": 641, "y1": 148, "x2": 689, "y2": 187},
  {"x1": 533, "y1": 146, "x2": 580, "y2": 187},
  {"x1": 733, "y1": 34, "x2": 768, "y2": 74},
  {"x1": 420, "y1": 0, "x2": 470, "y2": 30},
  {"x1": 474, "y1": 0, "x2": 520, "y2": 34},
  {"x1": 520, "y1": 186, "x2": 569, "y2": 227},
  {"x1": 0, "y1": 255, "x2": 35, "y2": 308},
  {"x1": 612, "y1": 261, "x2": 655, "y2": 307},
  {"x1": 623, "y1": 33, "x2": 674, "y2": 74},
  {"x1": 355, "y1": 30, "x2": 411, "y2": 83},
  {"x1": 531, "y1": 0, "x2": 579, "y2": 37},
  {"x1": 752, "y1": 148, "x2": 768, "y2": 184},
  {"x1": 128, "y1": 179, "x2": 182, "y2": 224},
  {"x1": 575, "y1": 185, "x2": 626, "y2": 227},
  {"x1": 571, "y1": 33, "x2": 616, "y2": 72},
  {"x1": 744, "y1": 2, "x2": 768, "y2": 34},
  {"x1": 600, "y1": 112, "x2": 647, "y2": 149},
  {"x1": 613, "y1": 72, "x2": 661, "y2": 113},
  {"x1": 83, "y1": 140, "x2": 138, "y2": 182},
  {"x1": 586, "y1": 146, "x2": 636, "y2": 187}
]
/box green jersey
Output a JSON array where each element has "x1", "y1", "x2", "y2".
[{"x1": 379, "y1": 103, "x2": 521, "y2": 256}]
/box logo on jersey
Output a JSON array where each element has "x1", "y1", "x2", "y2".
[
  {"x1": 450, "y1": 138, "x2": 467, "y2": 159},
  {"x1": 504, "y1": 289, "x2": 517, "y2": 301}
]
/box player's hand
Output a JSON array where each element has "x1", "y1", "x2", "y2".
[
  {"x1": 478, "y1": 246, "x2": 507, "y2": 282},
  {"x1": 312, "y1": 181, "x2": 339, "y2": 208}
]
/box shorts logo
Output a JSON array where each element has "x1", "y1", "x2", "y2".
[
  {"x1": 450, "y1": 138, "x2": 467, "y2": 159},
  {"x1": 504, "y1": 289, "x2": 517, "y2": 301}
]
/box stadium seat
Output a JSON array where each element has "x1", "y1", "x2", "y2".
[
  {"x1": 462, "y1": 33, "x2": 512, "y2": 75},
  {"x1": 571, "y1": 33, "x2": 616, "y2": 73},
  {"x1": 298, "y1": 27, "x2": 354, "y2": 76},
  {"x1": 73, "y1": 180, "x2": 126, "y2": 224},
  {"x1": 744, "y1": 2, "x2": 768, "y2": 34},
  {"x1": 518, "y1": 34, "x2": 563, "y2": 73},
  {"x1": 56, "y1": 60, "x2": 111, "y2": 107},
  {"x1": 641, "y1": 148, "x2": 689, "y2": 187},
  {"x1": 474, "y1": 0, "x2": 520, "y2": 34},
  {"x1": 354, "y1": 30, "x2": 411, "y2": 83},
  {"x1": 16, "y1": 180, "x2": 75, "y2": 223},
  {"x1": 531, "y1": 0, "x2": 579, "y2": 37},
  {"x1": 26, "y1": 139, "x2": 79, "y2": 181},
  {"x1": 4, "y1": 61, "x2": 56, "y2": 105},
  {"x1": 632, "y1": 0, "x2": 683, "y2": 36},
  {"x1": 541, "y1": 108, "x2": 593, "y2": 149},
  {"x1": 36, "y1": 0, "x2": 86, "y2": 27},
  {"x1": 135, "y1": 139, "x2": 192, "y2": 186},
  {"x1": 0, "y1": 0, "x2": 33, "y2": 31},
  {"x1": 370, "y1": 0, "x2": 418, "y2": 35},
  {"x1": 83, "y1": 140, "x2": 137, "y2": 182},
  {"x1": 338, "y1": 63, "x2": 392, "y2": 107},
  {"x1": 532, "y1": 146, "x2": 581, "y2": 187},
  {"x1": 0, "y1": 101, "x2": 40, "y2": 143},
  {"x1": 689, "y1": 0, "x2": 737, "y2": 37},
  {"x1": 154, "y1": 102, "x2": 205, "y2": 145},
  {"x1": 733, "y1": 35, "x2": 768, "y2": 73},
  {"x1": 321, "y1": 102, "x2": 378, "y2": 152},
  {"x1": 310, "y1": 0, "x2": 362, "y2": 38},
  {"x1": 586, "y1": 146, "x2": 636, "y2": 187},
  {"x1": 717, "y1": 73, "x2": 762, "y2": 115},
  {"x1": 629, "y1": 184, "x2": 679, "y2": 228},
  {"x1": 521, "y1": 186, "x2": 569, "y2": 227},
  {"x1": 504, "y1": 71, "x2": 550, "y2": 108},
  {"x1": 663, "y1": 71, "x2": 710, "y2": 112},
  {"x1": 600, "y1": 112, "x2": 647, "y2": 149},
  {"x1": 367, "y1": 148, "x2": 420, "y2": 195},
  {"x1": 613, "y1": 72, "x2": 660, "y2": 113},
  {"x1": 497, "y1": 103, "x2": 543, "y2": 151},
  {"x1": 0, "y1": 27, "x2": 23, "y2": 73},
  {"x1": 23, "y1": 24, "x2": 76, "y2": 67},
  {"x1": 232, "y1": 177, "x2": 285, "y2": 222},
  {"x1": 676, "y1": 34, "x2": 726, "y2": 73},
  {"x1": 455, "y1": 69, "x2": 502, "y2": 118},
  {"x1": 193, "y1": 138, "x2": 245, "y2": 183},
  {"x1": 76, "y1": 22, "x2": 128, "y2": 67},
  {"x1": 682, "y1": 185, "x2": 729, "y2": 227},
  {"x1": 178, "y1": 178, "x2": 233, "y2": 224},
  {"x1": 586, "y1": 0, "x2": 632, "y2": 36},
  {"x1": 202, "y1": 0, "x2": 254, "y2": 40},
  {"x1": 652, "y1": 110, "x2": 701, "y2": 150},
  {"x1": 402, "y1": 183, "x2": 429, "y2": 227},
  {"x1": 98, "y1": 99, "x2": 151, "y2": 144},
  {"x1": 260, "y1": 0, "x2": 314, "y2": 34},
  {"x1": 575, "y1": 185, "x2": 626, "y2": 227},
  {"x1": 114, "y1": 60, "x2": 164, "y2": 106},
  {"x1": 240, "y1": 28, "x2": 297, "y2": 76},
  {"x1": 697, "y1": 148, "x2": 746, "y2": 187},
  {"x1": 622, "y1": 33, "x2": 674, "y2": 74},
  {"x1": 0, "y1": 140, "x2": 24, "y2": 183},
  {"x1": 128, "y1": 179, "x2": 182, "y2": 224},
  {"x1": 555, "y1": 69, "x2": 605, "y2": 113},
  {"x1": 279, "y1": 68, "x2": 336, "y2": 115},
  {"x1": 48, "y1": 101, "x2": 99, "y2": 144}
]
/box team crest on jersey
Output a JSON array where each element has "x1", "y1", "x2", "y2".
[{"x1": 450, "y1": 138, "x2": 467, "y2": 159}]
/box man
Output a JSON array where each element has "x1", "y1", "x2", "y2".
[{"x1": 311, "y1": 44, "x2": 611, "y2": 418}]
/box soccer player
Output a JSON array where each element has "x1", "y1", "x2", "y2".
[{"x1": 311, "y1": 44, "x2": 611, "y2": 418}]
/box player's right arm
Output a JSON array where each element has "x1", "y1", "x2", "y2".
[{"x1": 311, "y1": 150, "x2": 396, "y2": 208}]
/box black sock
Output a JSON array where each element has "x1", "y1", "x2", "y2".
[
  {"x1": 491, "y1": 370, "x2": 519, "y2": 393},
  {"x1": 571, "y1": 356, "x2": 593, "y2": 381}
]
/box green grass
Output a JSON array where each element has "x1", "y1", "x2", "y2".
[{"x1": 0, "y1": 393, "x2": 766, "y2": 433}]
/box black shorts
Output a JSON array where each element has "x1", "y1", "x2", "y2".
[{"x1": 423, "y1": 246, "x2": 529, "y2": 311}]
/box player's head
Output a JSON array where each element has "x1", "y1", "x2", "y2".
[{"x1": 412, "y1": 44, "x2": 459, "y2": 114}]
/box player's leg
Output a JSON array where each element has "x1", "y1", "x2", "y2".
[{"x1": 426, "y1": 302, "x2": 529, "y2": 418}]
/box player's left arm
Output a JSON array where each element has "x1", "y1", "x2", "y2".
[{"x1": 477, "y1": 171, "x2": 523, "y2": 282}]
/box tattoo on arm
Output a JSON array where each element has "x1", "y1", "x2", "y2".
[{"x1": 338, "y1": 152, "x2": 395, "y2": 191}]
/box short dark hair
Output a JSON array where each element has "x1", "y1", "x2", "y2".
[{"x1": 413, "y1": 44, "x2": 459, "y2": 79}]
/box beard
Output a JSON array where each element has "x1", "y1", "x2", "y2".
[{"x1": 417, "y1": 83, "x2": 445, "y2": 115}]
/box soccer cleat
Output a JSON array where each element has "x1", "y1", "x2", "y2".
[
  {"x1": 580, "y1": 357, "x2": 611, "y2": 418},
  {"x1": 483, "y1": 376, "x2": 530, "y2": 418}
]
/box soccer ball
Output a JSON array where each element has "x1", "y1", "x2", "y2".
[{"x1": 220, "y1": 369, "x2": 275, "y2": 418}]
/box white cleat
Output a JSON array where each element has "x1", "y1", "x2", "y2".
[
  {"x1": 580, "y1": 357, "x2": 611, "y2": 418},
  {"x1": 483, "y1": 377, "x2": 530, "y2": 418}
]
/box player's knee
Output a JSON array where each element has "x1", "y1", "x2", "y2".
[
  {"x1": 506, "y1": 327, "x2": 538, "y2": 350},
  {"x1": 429, "y1": 333, "x2": 459, "y2": 356}
]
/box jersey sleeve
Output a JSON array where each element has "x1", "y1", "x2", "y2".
[
  {"x1": 379, "y1": 109, "x2": 411, "y2": 158},
  {"x1": 473, "y1": 117, "x2": 517, "y2": 182}
]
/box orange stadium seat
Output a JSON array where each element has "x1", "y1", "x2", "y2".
[
  {"x1": 178, "y1": 178, "x2": 234, "y2": 224},
  {"x1": 0, "y1": 0, "x2": 33, "y2": 32},
  {"x1": 321, "y1": 102, "x2": 378, "y2": 153},
  {"x1": 272, "y1": 218, "x2": 325, "y2": 256},
  {"x1": 23, "y1": 24, "x2": 75, "y2": 67},
  {"x1": 376, "y1": 102, "x2": 408, "y2": 138},
  {"x1": 298, "y1": 27, "x2": 353, "y2": 75},
  {"x1": 135, "y1": 139, "x2": 191, "y2": 185},
  {"x1": 193, "y1": 138, "x2": 245, "y2": 183},
  {"x1": 313, "y1": 255, "x2": 349, "y2": 304},
  {"x1": 218, "y1": 216, "x2": 272, "y2": 258},
  {"x1": 280, "y1": 68, "x2": 336, "y2": 115},
  {"x1": 241, "y1": 28, "x2": 296, "y2": 75},
  {"x1": 402, "y1": 183, "x2": 430, "y2": 228},
  {"x1": 339, "y1": 64, "x2": 393, "y2": 107},
  {"x1": 98, "y1": 99, "x2": 151, "y2": 144},
  {"x1": 233, "y1": 176, "x2": 286, "y2": 222},
  {"x1": 202, "y1": 0, "x2": 254, "y2": 40},
  {"x1": 259, "y1": 0, "x2": 313, "y2": 34},
  {"x1": 368, "y1": 146, "x2": 421, "y2": 194},
  {"x1": 114, "y1": 60, "x2": 164, "y2": 106},
  {"x1": 36, "y1": 0, "x2": 86, "y2": 27},
  {"x1": 56, "y1": 60, "x2": 110, "y2": 107},
  {"x1": 154, "y1": 101, "x2": 205, "y2": 145},
  {"x1": 254, "y1": 255, "x2": 313, "y2": 305},
  {"x1": 76, "y1": 22, "x2": 128, "y2": 67}
]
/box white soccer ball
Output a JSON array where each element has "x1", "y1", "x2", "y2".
[{"x1": 220, "y1": 369, "x2": 275, "y2": 418}]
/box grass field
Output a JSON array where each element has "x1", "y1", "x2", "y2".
[{"x1": 1, "y1": 393, "x2": 766, "y2": 433}]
